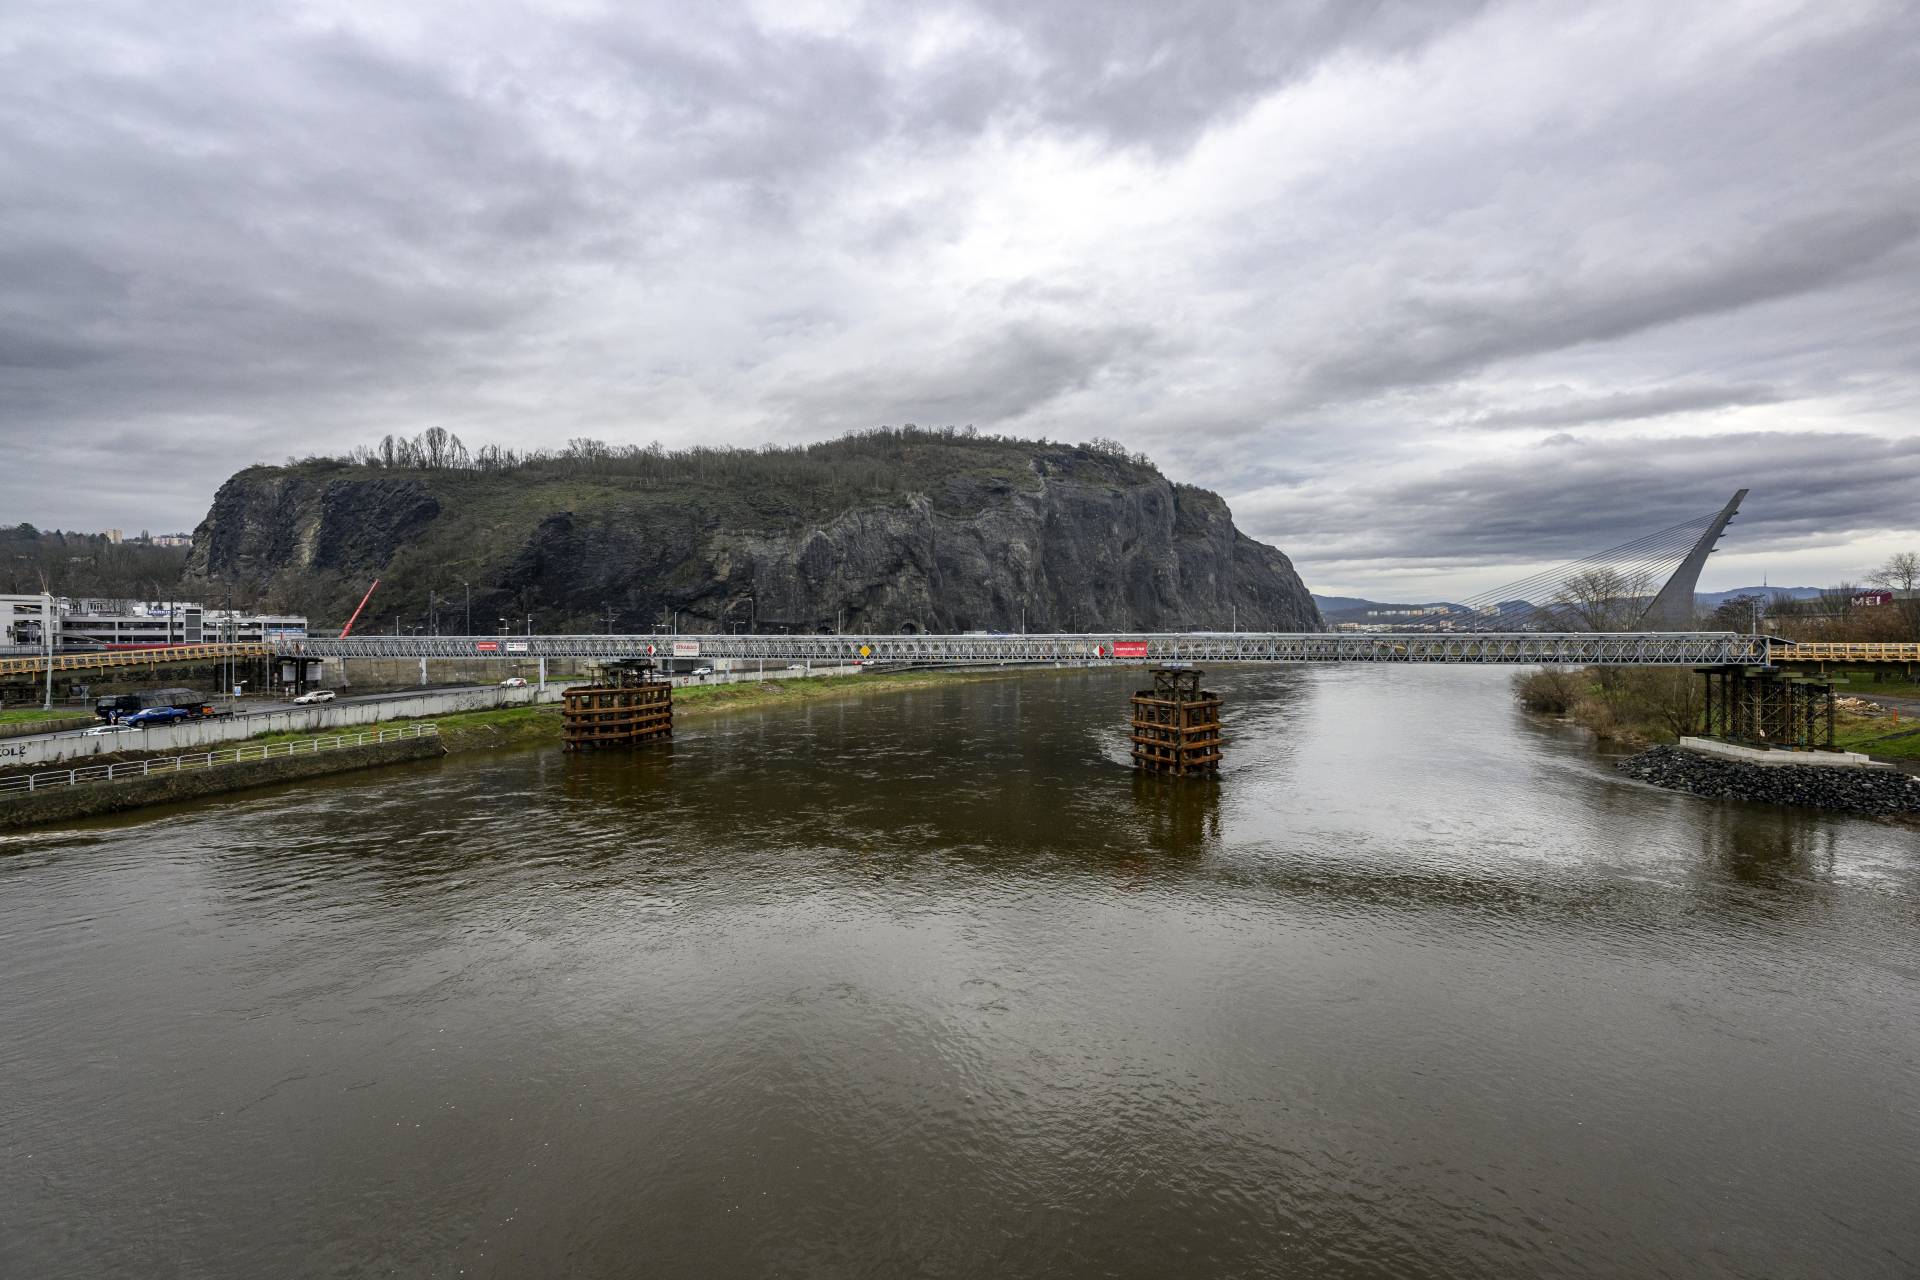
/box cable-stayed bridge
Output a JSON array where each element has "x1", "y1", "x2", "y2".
[{"x1": 1409, "y1": 490, "x2": 1748, "y2": 630}]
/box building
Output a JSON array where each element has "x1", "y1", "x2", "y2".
[
  {"x1": 0, "y1": 594, "x2": 304, "y2": 652},
  {"x1": 203, "y1": 610, "x2": 309, "y2": 643}
]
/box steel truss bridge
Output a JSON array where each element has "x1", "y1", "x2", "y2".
[
  {"x1": 270, "y1": 631, "x2": 1773, "y2": 667},
  {"x1": 0, "y1": 642, "x2": 272, "y2": 680}
]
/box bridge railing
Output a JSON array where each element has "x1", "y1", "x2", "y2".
[{"x1": 271, "y1": 631, "x2": 1772, "y2": 667}]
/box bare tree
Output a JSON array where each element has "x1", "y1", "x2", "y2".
[
  {"x1": 1866, "y1": 551, "x2": 1919, "y2": 592},
  {"x1": 1866, "y1": 550, "x2": 1920, "y2": 639},
  {"x1": 1540, "y1": 566, "x2": 1656, "y2": 632}
]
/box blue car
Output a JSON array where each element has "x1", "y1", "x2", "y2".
[{"x1": 123, "y1": 707, "x2": 191, "y2": 728}]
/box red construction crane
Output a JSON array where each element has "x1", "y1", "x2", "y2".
[{"x1": 339, "y1": 579, "x2": 381, "y2": 638}]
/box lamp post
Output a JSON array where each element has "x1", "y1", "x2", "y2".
[
  {"x1": 462, "y1": 580, "x2": 472, "y2": 636},
  {"x1": 41, "y1": 589, "x2": 53, "y2": 711}
]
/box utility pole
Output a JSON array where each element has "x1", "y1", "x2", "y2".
[{"x1": 462, "y1": 580, "x2": 472, "y2": 636}]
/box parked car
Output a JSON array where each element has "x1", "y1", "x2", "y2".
[
  {"x1": 691, "y1": 666, "x2": 713, "y2": 677},
  {"x1": 500, "y1": 677, "x2": 529, "y2": 687},
  {"x1": 123, "y1": 706, "x2": 190, "y2": 728},
  {"x1": 81, "y1": 723, "x2": 137, "y2": 737},
  {"x1": 291, "y1": 689, "x2": 337, "y2": 705},
  {"x1": 786, "y1": 663, "x2": 806, "y2": 671}
]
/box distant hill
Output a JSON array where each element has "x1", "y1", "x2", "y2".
[
  {"x1": 186, "y1": 427, "x2": 1325, "y2": 635},
  {"x1": 1310, "y1": 595, "x2": 1378, "y2": 614},
  {"x1": 1695, "y1": 586, "x2": 1823, "y2": 605}
]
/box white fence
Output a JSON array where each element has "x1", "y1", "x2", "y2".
[{"x1": 0, "y1": 723, "x2": 440, "y2": 795}]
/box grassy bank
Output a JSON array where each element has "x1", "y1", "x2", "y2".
[
  {"x1": 1834, "y1": 718, "x2": 1920, "y2": 761},
  {"x1": 230, "y1": 668, "x2": 1031, "y2": 757}
]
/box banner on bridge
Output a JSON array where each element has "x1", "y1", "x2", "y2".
[
  {"x1": 1112, "y1": 640, "x2": 1149, "y2": 658},
  {"x1": 673, "y1": 640, "x2": 701, "y2": 657}
]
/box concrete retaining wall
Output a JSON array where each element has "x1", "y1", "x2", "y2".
[
  {"x1": 0, "y1": 683, "x2": 561, "y2": 771},
  {"x1": 0, "y1": 735, "x2": 446, "y2": 830},
  {"x1": 333, "y1": 656, "x2": 601, "y2": 690},
  {"x1": 0, "y1": 716, "x2": 93, "y2": 740}
]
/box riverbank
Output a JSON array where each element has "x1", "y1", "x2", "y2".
[
  {"x1": 0, "y1": 732, "x2": 445, "y2": 830},
  {"x1": 1616, "y1": 743, "x2": 1920, "y2": 819},
  {"x1": 221, "y1": 667, "x2": 1045, "y2": 758}
]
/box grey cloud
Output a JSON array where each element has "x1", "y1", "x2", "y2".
[
  {"x1": 1468, "y1": 384, "x2": 1787, "y2": 430},
  {"x1": 1293, "y1": 209, "x2": 1919, "y2": 406},
  {"x1": 772, "y1": 321, "x2": 1163, "y2": 428},
  {"x1": 1236, "y1": 431, "x2": 1920, "y2": 571},
  {"x1": 0, "y1": 0, "x2": 1914, "y2": 581},
  {"x1": 969, "y1": 0, "x2": 1492, "y2": 151}
]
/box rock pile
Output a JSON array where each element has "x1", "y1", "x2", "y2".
[{"x1": 1616, "y1": 745, "x2": 1920, "y2": 817}]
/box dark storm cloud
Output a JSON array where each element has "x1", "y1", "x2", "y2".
[{"x1": 0, "y1": 0, "x2": 1914, "y2": 594}]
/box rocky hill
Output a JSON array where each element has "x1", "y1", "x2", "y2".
[{"x1": 183, "y1": 429, "x2": 1322, "y2": 635}]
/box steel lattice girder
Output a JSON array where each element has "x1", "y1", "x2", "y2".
[{"x1": 276, "y1": 631, "x2": 1770, "y2": 666}]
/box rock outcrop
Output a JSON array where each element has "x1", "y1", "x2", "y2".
[{"x1": 184, "y1": 435, "x2": 1322, "y2": 635}]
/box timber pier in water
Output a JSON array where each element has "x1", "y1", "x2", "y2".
[
  {"x1": 562, "y1": 660, "x2": 673, "y2": 750},
  {"x1": 1131, "y1": 667, "x2": 1224, "y2": 776}
]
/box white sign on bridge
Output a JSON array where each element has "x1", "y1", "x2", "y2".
[{"x1": 672, "y1": 640, "x2": 701, "y2": 657}]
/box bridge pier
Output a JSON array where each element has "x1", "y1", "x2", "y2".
[
  {"x1": 1696, "y1": 665, "x2": 1839, "y2": 752},
  {"x1": 1131, "y1": 668, "x2": 1224, "y2": 776},
  {"x1": 562, "y1": 660, "x2": 672, "y2": 751}
]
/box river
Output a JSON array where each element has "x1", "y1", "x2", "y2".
[{"x1": 2, "y1": 665, "x2": 1916, "y2": 1278}]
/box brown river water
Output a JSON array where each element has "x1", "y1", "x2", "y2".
[{"x1": 2, "y1": 665, "x2": 1917, "y2": 1278}]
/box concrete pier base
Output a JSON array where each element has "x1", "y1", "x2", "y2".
[{"x1": 1678, "y1": 736, "x2": 1892, "y2": 770}]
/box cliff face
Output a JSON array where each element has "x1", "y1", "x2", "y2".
[{"x1": 185, "y1": 440, "x2": 1322, "y2": 635}]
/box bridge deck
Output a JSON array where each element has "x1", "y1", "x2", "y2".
[
  {"x1": 0, "y1": 643, "x2": 272, "y2": 679},
  {"x1": 1770, "y1": 641, "x2": 1920, "y2": 663},
  {"x1": 270, "y1": 631, "x2": 1770, "y2": 667}
]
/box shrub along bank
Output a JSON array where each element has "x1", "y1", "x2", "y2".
[{"x1": 1514, "y1": 667, "x2": 1920, "y2": 763}]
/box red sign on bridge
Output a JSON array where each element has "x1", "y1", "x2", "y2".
[
  {"x1": 1112, "y1": 640, "x2": 1150, "y2": 658},
  {"x1": 474, "y1": 641, "x2": 499, "y2": 652}
]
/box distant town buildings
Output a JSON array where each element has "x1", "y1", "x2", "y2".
[{"x1": 0, "y1": 594, "x2": 306, "y2": 652}]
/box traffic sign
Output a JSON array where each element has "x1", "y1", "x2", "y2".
[{"x1": 859, "y1": 645, "x2": 871, "y2": 658}]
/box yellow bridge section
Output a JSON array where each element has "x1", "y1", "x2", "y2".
[
  {"x1": 0, "y1": 643, "x2": 273, "y2": 679},
  {"x1": 1773, "y1": 641, "x2": 1920, "y2": 664}
]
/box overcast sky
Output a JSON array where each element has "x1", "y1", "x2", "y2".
[{"x1": 3, "y1": 0, "x2": 1916, "y2": 598}]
